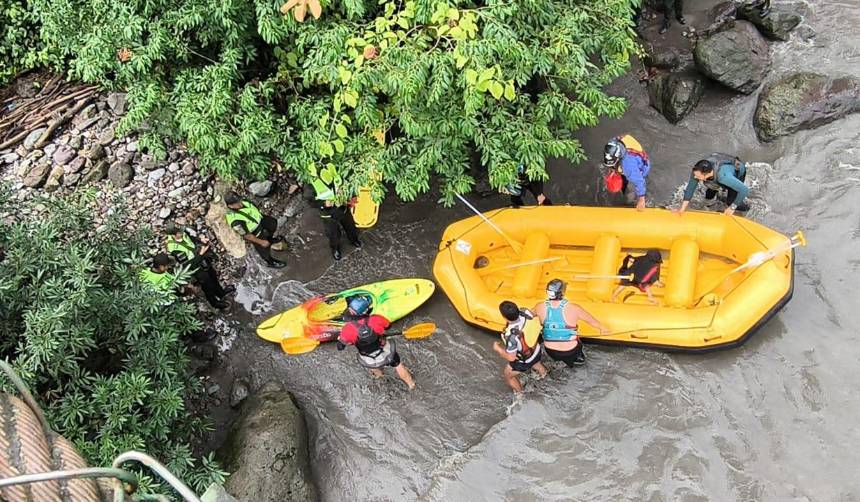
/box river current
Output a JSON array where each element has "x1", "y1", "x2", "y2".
[{"x1": 226, "y1": 0, "x2": 860, "y2": 499}]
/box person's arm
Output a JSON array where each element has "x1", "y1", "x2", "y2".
[
  {"x1": 622, "y1": 157, "x2": 647, "y2": 210},
  {"x1": 493, "y1": 339, "x2": 519, "y2": 362},
  {"x1": 718, "y1": 164, "x2": 749, "y2": 215},
  {"x1": 369, "y1": 315, "x2": 391, "y2": 336},
  {"x1": 336, "y1": 324, "x2": 358, "y2": 350},
  {"x1": 570, "y1": 304, "x2": 609, "y2": 334},
  {"x1": 674, "y1": 174, "x2": 699, "y2": 214}
]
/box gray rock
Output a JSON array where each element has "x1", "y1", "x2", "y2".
[
  {"x1": 220, "y1": 382, "x2": 318, "y2": 502},
  {"x1": 85, "y1": 143, "x2": 106, "y2": 161},
  {"x1": 644, "y1": 47, "x2": 681, "y2": 70},
  {"x1": 168, "y1": 187, "x2": 188, "y2": 198},
  {"x1": 230, "y1": 379, "x2": 250, "y2": 408},
  {"x1": 148, "y1": 168, "x2": 166, "y2": 184},
  {"x1": 82, "y1": 160, "x2": 110, "y2": 185},
  {"x1": 69, "y1": 135, "x2": 83, "y2": 150},
  {"x1": 65, "y1": 172, "x2": 82, "y2": 186},
  {"x1": 1, "y1": 152, "x2": 19, "y2": 165},
  {"x1": 205, "y1": 204, "x2": 247, "y2": 259},
  {"x1": 168, "y1": 162, "x2": 180, "y2": 173},
  {"x1": 694, "y1": 21, "x2": 771, "y2": 94},
  {"x1": 24, "y1": 128, "x2": 47, "y2": 150},
  {"x1": 22, "y1": 161, "x2": 51, "y2": 188},
  {"x1": 737, "y1": 3, "x2": 802, "y2": 42},
  {"x1": 158, "y1": 207, "x2": 172, "y2": 219},
  {"x1": 248, "y1": 180, "x2": 274, "y2": 197},
  {"x1": 283, "y1": 197, "x2": 304, "y2": 218},
  {"x1": 648, "y1": 70, "x2": 706, "y2": 124},
  {"x1": 754, "y1": 72, "x2": 860, "y2": 142},
  {"x1": 53, "y1": 145, "x2": 77, "y2": 166},
  {"x1": 43, "y1": 144, "x2": 57, "y2": 159},
  {"x1": 98, "y1": 128, "x2": 116, "y2": 146},
  {"x1": 107, "y1": 93, "x2": 128, "y2": 115},
  {"x1": 44, "y1": 165, "x2": 64, "y2": 192},
  {"x1": 67, "y1": 156, "x2": 87, "y2": 174},
  {"x1": 74, "y1": 116, "x2": 100, "y2": 133},
  {"x1": 183, "y1": 162, "x2": 195, "y2": 176},
  {"x1": 126, "y1": 141, "x2": 138, "y2": 153},
  {"x1": 201, "y1": 484, "x2": 239, "y2": 502},
  {"x1": 139, "y1": 155, "x2": 156, "y2": 171},
  {"x1": 108, "y1": 161, "x2": 134, "y2": 188}
]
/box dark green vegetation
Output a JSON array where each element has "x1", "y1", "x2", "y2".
[
  {"x1": 4, "y1": 0, "x2": 640, "y2": 203},
  {"x1": 0, "y1": 188, "x2": 226, "y2": 491}
]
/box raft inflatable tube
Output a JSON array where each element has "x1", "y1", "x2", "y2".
[{"x1": 432, "y1": 206, "x2": 797, "y2": 352}]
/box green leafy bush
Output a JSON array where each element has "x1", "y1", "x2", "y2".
[
  {"x1": 0, "y1": 0, "x2": 50, "y2": 84},
  {"x1": 0, "y1": 189, "x2": 225, "y2": 492},
  {"x1": 26, "y1": 0, "x2": 639, "y2": 203}
]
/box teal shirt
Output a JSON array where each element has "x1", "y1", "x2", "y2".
[{"x1": 683, "y1": 162, "x2": 749, "y2": 205}]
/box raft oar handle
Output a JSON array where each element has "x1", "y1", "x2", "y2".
[
  {"x1": 455, "y1": 193, "x2": 523, "y2": 253},
  {"x1": 571, "y1": 273, "x2": 634, "y2": 281},
  {"x1": 694, "y1": 230, "x2": 807, "y2": 304},
  {"x1": 280, "y1": 322, "x2": 437, "y2": 355}
]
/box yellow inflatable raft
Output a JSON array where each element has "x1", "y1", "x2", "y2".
[{"x1": 432, "y1": 206, "x2": 800, "y2": 352}]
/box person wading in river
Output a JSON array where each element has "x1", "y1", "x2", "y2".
[
  {"x1": 674, "y1": 154, "x2": 751, "y2": 216},
  {"x1": 533, "y1": 279, "x2": 609, "y2": 367},
  {"x1": 500, "y1": 164, "x2": 553, "y2": 208},
  {"x1": 336, "y1": 295, "x2": 416, "y2": 390},
  {"x1": 602, "y1": 135, "x2": 651, "y2": 210},
  {"x1": 493, "y1": 301, "x2": 548, "y2": 393}
]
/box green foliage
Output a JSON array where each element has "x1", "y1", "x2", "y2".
[
  {"x1": 0, "y1": 0, "x2": 51, "y2": 84},
  {"x1": 0, "y1": 189, "x2": 225, "y2": 493},
  {"x1": 25, "y1": 0, "x2": 639, "y2": 203}
]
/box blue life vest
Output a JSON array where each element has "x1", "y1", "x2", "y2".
[{"x1": 542, "y1": 300, "x2": 577, "y2": 341}]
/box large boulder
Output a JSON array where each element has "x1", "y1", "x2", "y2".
[
  {"x1": 205, "y1": 203, "x2": 248, "y2": 259},
  {"x1": 754, "y1": 72, "x2": 860, "y2": 142},
  {"x1": 737, "y1": 4, "x2": 802, "y2": 42},
  {"x1": 694, "y1": 21, "x2": 770, "y2": 94},
  {"x1": 648, "y1": 70, "x2": 706, "y2": 124},
  {"x1": 220, "y1": 382, "x2": 317, "y2": 502}
]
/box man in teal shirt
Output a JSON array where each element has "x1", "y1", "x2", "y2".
[{"x1": 674, "y1": 154, "x2": 750, "y2": 216}]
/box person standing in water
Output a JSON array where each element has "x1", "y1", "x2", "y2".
[
  {"x1": 336, "y1": 295, "x2": 416, "y2": 390},
  {"x1": 533, "y1": 279, "x2": 609, "y2": 367},
  {"x1": 493, "y1": 301, "x2": 548, "y2": 393}
]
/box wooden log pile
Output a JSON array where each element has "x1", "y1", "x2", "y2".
[{"x1": 0, "y1": 77, "x2": 98, "y2": 151}]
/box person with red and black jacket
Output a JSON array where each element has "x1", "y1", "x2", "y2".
[
  {"x1": 611, "y1": 249, "x2": 664, "y2": 305},
  {"x1": 336, "y1": 295, "x2": 416, "y2": 390}
]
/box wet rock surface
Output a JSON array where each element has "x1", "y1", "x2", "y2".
[
  {"x1": 694, "y1": 20, "x2": 771, "y2": 94},
  {"x1": 754, "y1": 72, "x2": 860, "y2": 141}
]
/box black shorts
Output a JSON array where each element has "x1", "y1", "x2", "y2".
[
  {"x1": 544, "y1": 344, "x2": 584, "y2": 368},
  {"x1": 509, "y1": 349, "x2": 542, "y2": 373}
]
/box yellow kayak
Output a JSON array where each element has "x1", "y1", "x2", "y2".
[
  {"x1": 256, "y1": 278, "x2": 435, "y2": 344},
  {"x1": 433, "y1": 206, "x2": 800, "y2": 352}
]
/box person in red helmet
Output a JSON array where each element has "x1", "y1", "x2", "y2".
[{"x1": 336, "y1": 295, "x2": 416, "y2": 390}]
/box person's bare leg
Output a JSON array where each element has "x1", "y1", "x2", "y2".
[
  {"x1": 503, "y1": 365, "x2": 524, "y2": 393},
  {"x1": 533, "y1": 361, "x2": 548, "y2": 379},
  {"x1": 646, "y1": 287, "x2": 658, "y2": 305},
  {"x1": 395, "y1": 364, "x2": 416, "y2": 390},
  {"x1": 369, "y1": 368, "x2": 384, "y2": 378}
]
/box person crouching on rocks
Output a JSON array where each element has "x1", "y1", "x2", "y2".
[
  {"x1": 224, "y1": 191, "x2": 286, "y2": 268},
  {"x1": 493, "y1": 301, "x2": 547, "y2": 393},
  {"x1": 336, "y1": 295, "x2": 416, "y2": 390}
]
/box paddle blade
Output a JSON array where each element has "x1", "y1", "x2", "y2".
[
  {"x1": 280, "y1": 337, "x2": 320, "y2": 355},
  {"x1": 402, "y1": 322, "x2": 436, "y2": 339}
]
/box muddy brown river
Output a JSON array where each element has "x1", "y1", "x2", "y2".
[{"x1": 217, "y1": 1, "x2": 860, "y2": 499}]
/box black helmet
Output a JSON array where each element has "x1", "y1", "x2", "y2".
[
  {"x1": 165, "y1": 221, "x2": 183, "y2": 235},
  {"x1": 693, "y1": 159, "x2": 714, "y2": 173},
  {"x1": 224, "y1": 191, "x2": 242, "y2": 205},
  {"x1": 603, "y1": 139, "x2": 627, "y2": 168},
  {"x1": 153, "y1": 253, "x2": 171, "y2": 267},
  {"x1": 546, "y1": 279, "x2": 566, "y2": 300}
]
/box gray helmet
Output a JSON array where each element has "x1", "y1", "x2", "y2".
[
  {"x1": 546, "y1": 279, "x2": 566, "y2": 300},
  {"x1": 603, "y1": 139, "x2": 627, "y2": 168}
]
